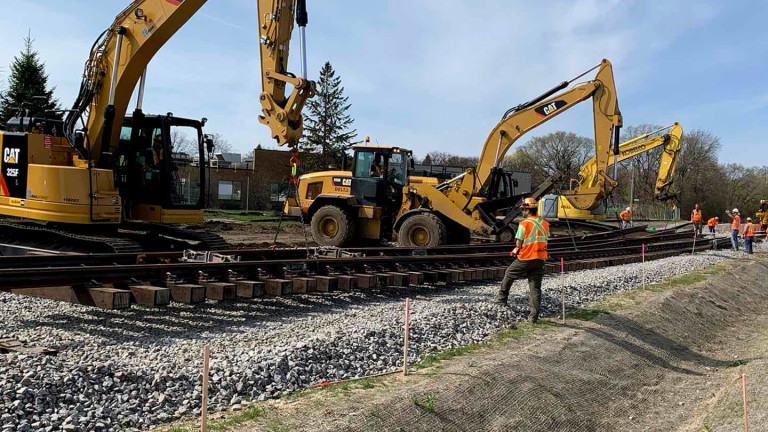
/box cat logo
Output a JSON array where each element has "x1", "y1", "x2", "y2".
[
  {"x1": 534, "y1": 100, "x2": 568, "y2": 118},
  {"x1": 3, "y1": 148, "x2": 20, "y2": 164}
]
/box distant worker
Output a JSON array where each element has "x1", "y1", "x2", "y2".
[
  {"x1": 691, "y1": 203, "x2": 703, "y2": 236},
  {"x1": 494, "y1": 197, "x2": 550, "y2": 323},
  {"x1": 743, "y1": 217, "x2": 755, "y2": 255},
  {"x1": 707, "y1": 217, "x2": 719, "y2": 235},
  {"x1": 619, "y1": 207, "x2": 633, "y2": 229},
  {"x1": 725, "y1": 208, "x2": 741, "y2": 251}
]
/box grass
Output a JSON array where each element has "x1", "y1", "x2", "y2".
[
  {"x1": 205, "y1": 209, "x2": 284, "y2": 223},
  {"x1": 412, "y1": 394, "x2": 436, "y2": 412},
  {"x1": 168, "y1": 405, "x2": 265, "y2": 432}
]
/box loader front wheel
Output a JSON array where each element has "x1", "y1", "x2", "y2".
[
  {"x1": 311, "y1": 205, "x2": 356, "y2": 247},
  {"x1": 397, "y1": 213, "x2": 447, "y2": 248}
]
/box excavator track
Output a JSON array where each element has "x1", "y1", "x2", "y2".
[
  {"x1": 0, "y1": 222, "x2": 145, "y2": 254},
  {"x1": 0, "y1": 221, "x2": 229, "y2": 254},
  {"x1": 120, "y1": 221, "x2": 230, "y2": 251}
]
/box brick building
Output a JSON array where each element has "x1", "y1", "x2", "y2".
[{"x1": 176, "y1": 148, "x2": 318, "y2": 211}]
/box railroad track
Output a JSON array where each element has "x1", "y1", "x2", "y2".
[{"x1": 0, "y1": 226, "x2": 735, "y2": 310}]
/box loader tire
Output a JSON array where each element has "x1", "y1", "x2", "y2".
[
  {"x1": 311, "y1": 205, "x2": 356, "y2": 247},
  {"x1": 398, "y1": 213, "x2": 447, "y2": 248}
]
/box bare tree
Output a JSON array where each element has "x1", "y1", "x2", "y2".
[
  {"x1": 210, "y1": 133, "x2": 233, "y2": 154},
  {"x1": 502, "y1": 131, "x2": 593, "y2": 188}
]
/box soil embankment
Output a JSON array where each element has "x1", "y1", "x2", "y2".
[{"x1": 229, "y1": 257, "x2": 768, "y2": 431}]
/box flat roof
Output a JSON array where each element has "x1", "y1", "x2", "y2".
[{"x1": 351, "y1": 144, "x2": 412, "y2": 152}]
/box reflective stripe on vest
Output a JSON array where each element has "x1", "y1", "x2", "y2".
[
  {"x1": 732, "y1": 216, "x2": 741, "y2": 230},
  {"x1": 518, "y1": 217, "x2": 549, "y2": 261},
  {"x1": 745, "y1": 223, "x2": 755, "y2": 237}
]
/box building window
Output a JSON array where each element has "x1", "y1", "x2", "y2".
[
  {"x1": 218, "y1": 180, "x2": 242, "y2": 200},
  {"x1": 270, "y1": 183, "x2": 288, "y2": 202}
]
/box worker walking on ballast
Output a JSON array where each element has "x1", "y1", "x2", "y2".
[
  {"x1": 743, "y1": 217, "x2": 756, "y2": 255},
  {"x1": 691, "y1": 203, "x2": 703, "y2": 237},
  {"x1": 725, "y1": 208, "x2": 741, "y2": 251},
  {"x1": 494, "y1": 197, "x2": 550, "y2": 323}
]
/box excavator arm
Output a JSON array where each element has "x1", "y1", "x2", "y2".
[
  {"x1": 64, "y1": 0, "x2": 210, "y2": 165},
  {"x1": 63, "y1": 0, "x2": 315, "y2": 168},
  {"x1": 572, "y1": 122, "x2": 683, "y2": 202},
  {"x1": 257, "y1": 0, "x2": 316, "y2": 147},
  {"x1": 445, "y1": 59, "x2": 622, "y2": 213}
]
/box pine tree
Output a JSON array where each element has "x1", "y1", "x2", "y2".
[
  {"x1": 302, "y1": 62, "x2": 357, "y2": 170},
  {"x1": 0, "y1": 34, "x2": 61, "y2": 123}
]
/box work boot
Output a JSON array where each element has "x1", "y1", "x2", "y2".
[
  {"x1": 492, "y1": 299, "x2": 508, "y2": 307},
  {"x1": 527, "y1": 315, "x2": 538, "y2": 324}
]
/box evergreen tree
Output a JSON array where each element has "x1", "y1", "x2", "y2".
[
  {"x1": 302, "y1": 61, "x2": 356, "y2": 170},
  {"x1": 0, "y1": 34, "x2": 61, "y2": 122}
]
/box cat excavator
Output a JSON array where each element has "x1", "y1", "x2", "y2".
[
  {"x1": 286, "y1": 59, "x2": 623, "y2": 247},
  {"x1": 0, "y1": 0, "x2": 313, "y2": 252},
  {"x1": 539, "y1": 122, "x2": 684, "y2": 221}
]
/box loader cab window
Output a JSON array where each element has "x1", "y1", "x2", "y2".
[
  {"x1": 387, "y1": 152, "x2": 407, "y2": 185},
  {"x1": 353, "y1": 151, "x2": 377, "y2": 178}
]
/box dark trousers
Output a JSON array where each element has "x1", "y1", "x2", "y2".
[
  {"x1": 745, "y1": 237, "x2": 754, "y2": 254},
  {"x1": 496, "y1": 259, "x2": 546, "y2": 321},
  {"x1": 708, "y1": 226, "x2": 715, "y2": 234},
  {"x1": 693, "y1": 221, "x2": 702, "y2": 236}
]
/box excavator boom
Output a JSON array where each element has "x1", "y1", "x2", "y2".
[
  {"x1": 573, "y1": 122, "x2": 683, "y2": 201},
  {"x1": 65, "y1": 0, "x2": 210, "y2": 163},
  {"x1": 458, "y1": 59, "x2": 622, "y2": 213}
]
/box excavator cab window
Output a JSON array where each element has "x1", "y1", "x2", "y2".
[{"x1": 116, "y1": 115, "x2": 205, "y2": 215}]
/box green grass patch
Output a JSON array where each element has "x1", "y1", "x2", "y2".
[
  {"x1": 168, "y1": 405, "x2": 265, "y2": 432},
  {"x1": 567, "y1": 308, "x2": 611, "y2": 321},
  {"x1": 412, "y1": 394, "x2": 436, "y2": 412},
  {"x1": 725, "y1": 359, "x2": 749, "y2": 368}
]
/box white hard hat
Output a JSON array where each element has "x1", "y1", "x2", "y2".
[
  {"x1": 626, "y1": 207, "x2": 631, "y2": 211},
  {"x1": 733, "y1": 208, "x2": 739, "y2": 213}
]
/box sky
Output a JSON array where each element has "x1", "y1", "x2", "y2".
[{"x1": 0, "y1": 0, "x2": 766, "y2": 165}]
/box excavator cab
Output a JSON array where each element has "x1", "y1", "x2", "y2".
[
  {"x1": 350, "y1": 145, "x2": 411, "y2": 208},
  {"x1": 116, "y1": 114, "x2": 207, "y2": 223}
]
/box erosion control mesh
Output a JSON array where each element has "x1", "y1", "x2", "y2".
[{"x1": 333, "y1": 258, "x2": 768, "y2": 432}]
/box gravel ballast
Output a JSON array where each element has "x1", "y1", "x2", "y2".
[{"x1": 0, "y1": 246, "x2": 760, "y2": 431}]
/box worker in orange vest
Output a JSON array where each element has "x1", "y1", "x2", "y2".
[
  {"x1": 495, "y1": 197, "x2": 550, "y2": 323},
  {"x1": 706, "y1": 217, "x2": 719, "y2": 235},
  {"x1": 619, "y1": 207, "x2": 633, "y2": 229},
  {"x1": 743, "y1": 217, "x2": 756, "y2": 254},
  {"x1": 691, "y1": 203, "x2": 703, "y2": 236},
  {"x1": 725, "y1": 208, "x2": 741, "y2": 251}
]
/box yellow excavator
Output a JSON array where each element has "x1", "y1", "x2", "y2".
[
  {"x1": 539, "y1": 122, "x2": 684, "y2": 221},
  {"x1": 286, "y1": 59, "x2": 623, "y2": 247},
  {"x1": 0, "y1": 0, "x2": 313, "y2": 251}
]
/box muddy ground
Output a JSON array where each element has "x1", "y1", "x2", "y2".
[{"x1": 177, "y1": 256, "x2": 768, "y2": 432}]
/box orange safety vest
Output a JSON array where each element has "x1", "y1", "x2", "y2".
[
  {"x1": 517, "y1": 216, "x2": 550, "y2": 261},
  {"x1": 691, "y1": 209, "x2": 702, "y2": 222},
  {"x1": 744, "y1": 223, "x2": 755, "y2": 237},
  {"x1": 732, "y1": 215, "x2": 741, "y2": 231},
  {"x1": 619, "y1": 210, "x2": 632, "y2": 221},
  {"x1": 707, "y1": 218, "x2": 718, "y2": 227}
]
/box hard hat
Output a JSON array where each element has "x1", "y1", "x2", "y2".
[
  {"x1": 520, "y1": 197, "x2": 537, "y2": 209},
  {"x1": 626, "y1": 207, "x2": 632, "y2": 211},
  {"x1": 747, "y1": 217, "x2": 752, "y2": 222},
  {"x1": 733, "y1": 208, "x2": 739, "y2": 213},
  {"x1": 715, "y1": 217, "x2": 719, "y2": 220}
]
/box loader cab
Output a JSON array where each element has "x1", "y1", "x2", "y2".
[
  {"x1": 350, "y1": 145, "x2": 411, "y2": 210},
  {"x1": 116, "y1": 113, "x2": 207, "y2": 222}
]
